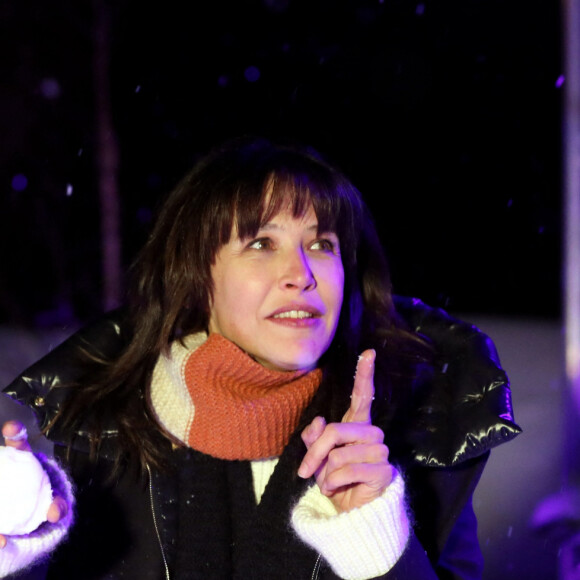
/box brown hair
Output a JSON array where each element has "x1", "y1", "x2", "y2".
[{"x1": 57, "y1": 137, "x2": 424, "y2": 473}]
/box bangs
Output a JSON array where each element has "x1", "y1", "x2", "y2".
[
  {"x1": 231, "y1": 169, "x2": 362, "y2": 265},
  {"x1": 199, "y1": 139, "x2": 366, "y2": 270}
]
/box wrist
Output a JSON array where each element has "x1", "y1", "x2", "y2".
[{"x1": 292, "y1": 468, "x2": 410, "y2": 580}]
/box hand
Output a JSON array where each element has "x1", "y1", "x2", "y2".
[
  {"x1": 0, "y1": 421, "x2": 68, "y2": 548},
  {"x1": 297, "y1": 350, "x2": 393, "y2": 513}
]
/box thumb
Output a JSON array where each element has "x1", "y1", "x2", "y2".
[
  {"x1": 301, "y1": 416, "x2": 326, "y2": 449},
  {"x1": 2, "y1": 421, "x2": 32, "y2": 452},
  {"x1": 47, "y1": 496, "x2": 68, "y2": 524}
]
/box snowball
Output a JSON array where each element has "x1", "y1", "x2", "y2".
[{"x1": 0, "y1": 447, "x2": 53, "y2": 535}]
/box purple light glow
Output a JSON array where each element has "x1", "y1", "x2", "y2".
[
  {"x1": 39, "y1": 78, "x2": 61, "y2": 99},
  {"x1": 555, "y1": 75, "x2": 565, "y2": 88},
  {"x1": 244, "y1": 66, "x2": 261, "y2": 83},
  {"x1": 11, "y1": 174, "x2": 28, "y2": 191}
]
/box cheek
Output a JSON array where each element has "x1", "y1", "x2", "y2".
[
  {"x1": 209, "y1": 266, "x2": 237, "y2": 332},
  {"x1": 321, "y1": 264, "x2": 345, "y2": 325},
  {"x1": 211, "y1": 272, "x2": 262, "y2": 329},
  {"x1": 212, "y1": 284, "x2": 238, "y2": 324},
  {"x1": 330, "y1": 265, "x2": 345, "y2": 307}
]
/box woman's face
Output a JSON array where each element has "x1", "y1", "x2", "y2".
[{"x1": 208, "y1": 203, "x2": 344, "y2": 372}]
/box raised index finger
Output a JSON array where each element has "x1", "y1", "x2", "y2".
[{"x1": 342, "y1": 349, "x2": 375, "y2": 424}]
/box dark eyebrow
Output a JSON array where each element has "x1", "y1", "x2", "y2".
[{"x1": 259, "y1": 222, "x2": 319, "y2": 233}]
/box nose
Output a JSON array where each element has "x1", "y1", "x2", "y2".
[{"x1": 279, "y1": 248, "x2": 317, "y2": 291}]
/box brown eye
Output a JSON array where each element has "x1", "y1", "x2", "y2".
[
  {"x1": 247, "y1": 238, "x2": 274, "y2": 251},
  {"x1": 310, "y1": 239, "x2": 337, "y2": 253}
]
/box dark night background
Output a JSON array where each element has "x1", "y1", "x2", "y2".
[
  {"x1": 0, "y1": 3, "x2": 568, "y2": 580},
  {"x1": 0, "y1": 0, "x2": 562, "y2": 328}
]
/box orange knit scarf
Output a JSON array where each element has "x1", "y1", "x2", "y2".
[{"x1": 152, "y1": 333, "x2": 322, "y2": 460}]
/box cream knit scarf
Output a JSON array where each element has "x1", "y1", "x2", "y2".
[{"x1": 150, "y1": 332, "x2": 322, "y2": 460}]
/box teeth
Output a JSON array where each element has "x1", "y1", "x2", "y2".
[{"x1": 273, "y1": 310, "x2": 314, "y2": 319}]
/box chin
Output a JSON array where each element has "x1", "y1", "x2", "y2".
[
  {"x1": 258, "y1": 354, "x2": 318, "y2": 373},
  {"x1": 265, "y1": 362, "x2": 313, "y2": 373},
  {"x1": 253, "y1": 342, "x2": 327, "y2": 372}
]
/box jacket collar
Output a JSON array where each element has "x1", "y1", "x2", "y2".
[{"x1": 3, "y1": 299, "x2": 521, "y2": 467}]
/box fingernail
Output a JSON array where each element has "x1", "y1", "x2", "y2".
[
  {"x1": 297, "y1": 463, "x2": 308, "y2": 478},
  {"x1": 303, "y1": 423, "x2": 315, "y2": 444},
  {"x1": 357, "y1": 350, "x2": 375, "y2": 365},
  {"x1": 3, "y1": 425, "x2": 28, "y2": 442}
]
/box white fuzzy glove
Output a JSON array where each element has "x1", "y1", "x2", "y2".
[
  {"x1": 0, "y1": 447, "x2": 53, "y2": 535},
  {"x1": 0, "y1": 451, "x2": 75, "y2": 578}
]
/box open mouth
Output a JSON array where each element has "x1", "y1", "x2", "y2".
[{"x1": 272, "y1": 310, "x2": 315, "y2": 320}]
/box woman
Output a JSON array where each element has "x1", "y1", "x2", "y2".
[{"x1": 1, "y1": 137, "x2": 520, "y2": 579}]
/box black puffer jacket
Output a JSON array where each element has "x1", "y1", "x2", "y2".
[{"x1": 3, "y1": 297, "x2": 521, "y2": 580}]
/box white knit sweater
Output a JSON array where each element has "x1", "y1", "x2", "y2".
[{"x1": 251, "y1": 459, "x2": 410, "y2": 580}]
